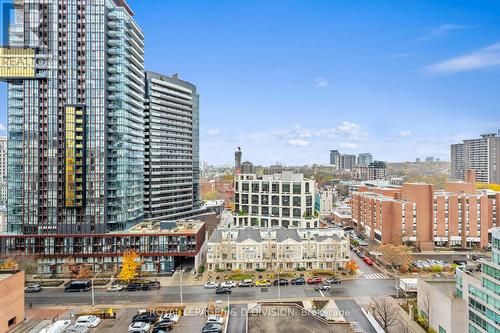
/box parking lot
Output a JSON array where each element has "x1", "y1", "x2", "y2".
[{"x1": 95, "y1": 308, "x2": 208, "y2": 333}]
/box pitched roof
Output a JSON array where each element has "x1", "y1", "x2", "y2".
[
  {"x1": 314, "y1": 234, "x2": 341, "y2": 242},
  {"x1": 209, "y1": 229, "x2": 223, "y2": 243},
  {"x1": 276, "y1": 228, "x2": 301, "y2": 242},
  {"x1": 236, "y1": 227, "x2": 262, "y2": 242}
]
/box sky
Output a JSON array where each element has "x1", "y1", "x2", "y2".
[{"x1": 1, "y1": 0, "x2": 500, "y2": 165}]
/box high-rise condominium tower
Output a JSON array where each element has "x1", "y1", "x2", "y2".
[
  {"x1": 451, "y1": 133, "x2": 500, "y2": 183},
  {"x1": 143, "y1": 72, "x2": 201, "y2": 221},
  {"x1": 7, "y1": 0, "x2": 145, "y2": 234}
]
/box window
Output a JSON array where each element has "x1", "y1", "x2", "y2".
[
  {"x1": 293, "y1": 197, "x2": 301, "y2": 207},
  {"x1": 8, "y1": 317, "x2": 16, "y2": 327},
  {"x1": 282, "y1": 183, "x2": 290, "y2": 193},
  {"x1": 293, "y1": 183, "x2": 301, "y2": 194}
]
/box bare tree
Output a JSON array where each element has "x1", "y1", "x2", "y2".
[
  {"x1": 419, "y1": 288, "x2": 431, "y2": 329},
  {"x1": 369, "y1": 296, "x2": 400, "y2": 330},
  {"x1": 396, "y1": 319, "x2": 416, "y2": 333}
]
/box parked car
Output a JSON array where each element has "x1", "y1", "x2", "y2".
[
  {"x1": 128, "y1": 322, "x2": 151, "y2": 333},
  {"x1": 126, "y1": 283, "x2": 143, "y2": 292},
  {"x1": 238, "y1": 279, "x2": 253, "y2": 287},
  {"x1": 207, "y1": 315, "x2": 224, "y2": 325},
  {"x1": 202, "y1": 322, "x2": 223, "y2": 333},
  {"x1": 220, "y1": 280, "x2": 237, "y2": 288},
  {"x1": 358, "y1": 240, "x2": 368, "y2": 246},
  {"x1": 65, "y1": 325, "x2": 90, "y2": 333},
  {"x1": 75, "y1": 315, "x2": 101, "y2": 328},
  {"x1": 152, "y1": 321, "x2": 173, "y2": 333},
  {"x1": 273, "y1": 278, "x2": 289, "y2": 286},
  {"x1": 291, "y1": 277, "x2": 305, "y2": 285},
  {"x1": 307, "y1": 277, "x2": 322, "y2": 285},
  {"x1": 356, "y1": 251, "x2": 366, "y2": 259},
  {"x1": 255, "y1": 279, "x2": 272, "y2": 287},
  {"x1": 25, "y1": 284, "x2": 42, "y2": 293},
  {"x1": 143, "y1": 281, "x2": 161, "y2": 290},
  {"x1": 326, "y1": 277, "x2": 341, "y2": 285},
  {"x1": 363, "y1": 257, "x2": 374, "y2": 265},
  {"x1": 132, "y1": 312, "x2": 159, "y2": 324},
  {"x1": 106, "y1": 285, "x2": 124, "y2": 292},
  {"x1": 314, "y1": 284, "x2": 331, "y2": 291},
  {"x1": 159, "y1": 313, "x2": 179, "y2": 324},
  {"x1": 204, "y1": 281, "x2": 220, "y2": 289},
  {"x1": 64, "y1": 280, "x2": 91, "y2": 293}
]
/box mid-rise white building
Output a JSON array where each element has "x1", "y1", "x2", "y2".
[
  {"x1": 315, "y1": 186, "x2": 336, "y2": 217},
  {"x1": 233, "y1": 172, "x2": 319, "y2": 228},
  {"x1": 451, "y1": 132, "x2": 500, "y2": 183},
  {"x1": 206, "y1": 227, "x2": 349, "y2": 271}
]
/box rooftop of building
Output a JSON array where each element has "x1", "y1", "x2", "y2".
[
  {"x1": 110, "y1": 220, "x2": 204, "y2": 235},
  {"x1": 423, "y1": 279, "x2": 458, "y2": 297},
  {"x1": 0, "y1": 270, "x2": 21, "y2": 281},
  {"x1": 202, "y1": 200, "x2": 225, "y2": 207},
  {"x1": 209, "y1": 226, "x2": 345, "y2": 243}
]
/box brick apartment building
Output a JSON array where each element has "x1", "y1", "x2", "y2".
[
  {"x1": 351, "y1": 171, "x2": 499, "y2": 250},
  {"x1": 201, "y1": 180, "x2": 235, "y2": 208}
]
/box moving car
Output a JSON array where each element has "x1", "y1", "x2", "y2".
[
  {"x1": 75, "y1": 315, "x2": 101, "y2": 328},
  {"x1": 314, "y1": 284, "x2": 331, "y2": 291},
  {"x1": 215, "y1": 287, "x2": 231, "y2": 295},
  {"x1": 64, "y1": 280, "x2": 91, "y2": 293},
  {"x1": 132, "y1": 312, "x2": 159, "y2": 324},
  {"x1": 326, "y1": 277, "x2": 341, "y2": 285},
  {"x1": 106, "y1": 285, "x2": 124, "y2": 292},
  {"x1": 207, "y1": 315, "x2": 224, "y2": 325},
  {"x1": 307, "y1": 277, "x2": 322, "y2": 285},
  {"x1": 220, "y1": 280, "x2": 237, "y2": 288},
  {"x1": 291, "y1": 277, "x2": 305, "y2": 285},
  {"x1": 255, "y1": 279, "x2": 272, "y2": 287},
  {"x1": 363, "y1": 257, "x2": 374, "y2": 265},
  {"x1": 152, "y1": 321, "x2": 173, "y2": 333},
  {"x1": 159, "y1": 313, "x2": 179, "y2": 324},
  {"x1": 202, "y1": 322, "x2": 223, "y2": 333},
  {"x1": 25, "y1": 284, "x2": 42, "y2": 293},
  {"x1": 238, "y1": 279, "x2": 253, "y2": 287},
  {"x1": 204, "y1": 281, "x2": 220, "y2": 289},
  {"x1": 128, "y1": 322, "x2": 151, "y2": 333},
  {"x1": 273, "y1": 278, "x2": 289, "y2": 286}
]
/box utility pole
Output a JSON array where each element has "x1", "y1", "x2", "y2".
[{"x1": 180, "y1": 268, "x2": 184, "y2": 303}]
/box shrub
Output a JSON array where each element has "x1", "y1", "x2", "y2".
[
  {"x1": 215, "y1": 268, "x2": 226, "y2": 273},
  {"x1": 255, "y1": 268, "x2": 265, "y2": 272},
  {"x1": 198, "y1": 265, "x2": 205, "y2": 274},
  {"x1": 428, "y1": 328, "x2": 437, "y2": 333},
  {"x1": 431, "y1": 265, "x2": 443, "y2": 273},
  {"x1": 296, "y1": 267, "x2": 306, "y2": 271}
]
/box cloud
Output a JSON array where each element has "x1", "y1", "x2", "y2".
[
  {"x1": 0, "y1": 123, "x2": 5, "y2": 132},
  {"x1": 339, "y1": 142, "x2": 358, "y2": 149},
  {"x1": 415, "y1": 24, "x2": 464, "y2": 42},
  {"x1": 398, "y1": 130, "x2": 412, "y2": 138},
  {"x1": 425, "y1": 42, "x2": 500, "y2": 74},
  {"x1": 206, "y1": 128, "x2": 220, "y2": 136},
  {"x1": 315, "y1": 78, "x2": 328, "y2": 88},
  {"x1": 288, "y1": 139, "x2": 309, "y2": 146}
]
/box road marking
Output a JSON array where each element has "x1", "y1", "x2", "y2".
[
  {"x1": 363, "y1": 273, "x2": 390, "y2": 280},
  {"x1": 319, "y1": 290, "x2": 325, "y2": 297}
]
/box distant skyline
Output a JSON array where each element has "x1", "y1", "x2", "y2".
[{"x1": 1, "y1": 0, "x2": 500, "y2": 165}]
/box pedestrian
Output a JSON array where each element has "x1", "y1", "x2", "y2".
[{"x1": 29, "y1": 302, "x2": 32, "y2": 309}]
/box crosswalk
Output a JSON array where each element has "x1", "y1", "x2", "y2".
[{"x1": 362, "y1": 273, "x2": 390, "y2": 280}]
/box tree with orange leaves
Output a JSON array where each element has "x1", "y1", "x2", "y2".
[
  {"x1": 118, "y1": 250, "x2": 141, "y2": 283},
  {"x1": 346, "y1": 260, "x2": 359, "y2": 274}
]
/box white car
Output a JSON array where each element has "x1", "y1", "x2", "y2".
[
  {"x1": 204, "y1": 281, "x2": 219, "y2": 289},
  {"x1": 106, "y1": 285, "x2": 124, "y2": 292},
  {"x1": 65, "y1": 325, "x2": 90, "y2": 333},
  {"x1": 75, "y1": 315, "x2": 101, "y2": 328},
  {"x1": 220, "y1": 280, "x2": 237, "y2": 288},
  {"x1": 207, "y1": 315, "x2": 224, "y2": 325},
  {"x1": 128, "y1": 322, "x2": 151, "y2": 333},
  {"x1": 160, "y1": 313, "x2": 180, "y2": 324}
]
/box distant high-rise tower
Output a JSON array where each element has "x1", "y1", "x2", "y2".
[
  {"x1": 6, "y1": 0, "x2": 145, "y2": 233},
  {"x1": 357, "y1": 153, "x2": 373, "y2": 166},
  {"x1": 0, "y1": 137, "x2": 6, "y2": 205},
  {"x1": 143, "y1": 72, "x2": 201, "y2": 221},
  {"x1": 235, "y1": 147, "x2": 242, "y2": 173},
  {"x1": 330, "y1": 150, "x2": 341, "y2": 166},
  {"x1": 451, "y1": 133, "x2": 500, "y2": 183}
]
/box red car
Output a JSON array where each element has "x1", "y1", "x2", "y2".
[
  {"x1": 363, "y1": 257, "x2": 374, "y2": 265},
  {"x1": 307, "y1": 277, "x2": 322, "y2": 284}
]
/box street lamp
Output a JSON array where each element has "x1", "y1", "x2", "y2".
[{"x1": 180, "y1": 268, "x2": 184, "y2": 304}]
